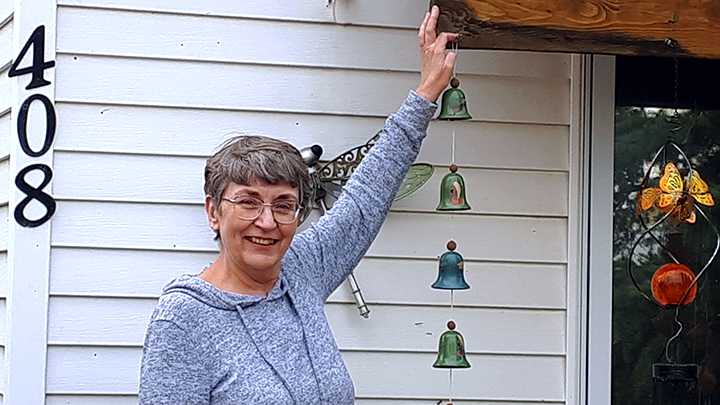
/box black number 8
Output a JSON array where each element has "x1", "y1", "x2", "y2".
[
  {"x1": 17, "y1": 94, "x2": 56, "y2": 157},
  {"x1": 14, "y1": 164, "x2": 57, "y2": 228}
]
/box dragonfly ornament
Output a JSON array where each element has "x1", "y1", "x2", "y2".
[{"x1": 300, "y1": 131, "x2": 434, "y2": 318}]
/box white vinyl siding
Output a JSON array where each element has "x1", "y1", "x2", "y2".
[
  {"x1": 0, "y1": 1, "x2": 11, "y2": 29},
  {"x1": 0, "y1": 206, "x2": 6, "y2": 257},
  {"x1": 0, "y1": 11, "x2": 11, "y2": 76},
  {"x1": 0, "y1": 13, "x2": 11, "y2": 124},
  {"x1": 0, "y1": 66, "x2": 11, "y2": 122},
  {"x1": 0, "y1": 9, "x2": 11, "y2": 403},
  {"x1": 0, "y1": 157, "x2": 8, "y2": 205},
  {"x1": 46, "y1": 0, "x2": 577, "y2": 403},
  {"x1": 0, "y1": 114, "x2": 8, "y2": 204},
  {"x1": 0, "y1": 296, "x2": 5, "y2": 399}
]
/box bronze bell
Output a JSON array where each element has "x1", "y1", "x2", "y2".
[
  {"x1": 433, "y1": 320, "x2": 471, "y2": 368},
  {"x1": 438, "y1": 77, "x2": 472, "y2": 120},
  {"x1": 436, "y1": 164, "x2": 471, "y2": 211},
  {"x1": 432, "y1": 240, "x2": 470, "y2": 290}
]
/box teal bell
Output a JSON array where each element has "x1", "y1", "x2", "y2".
[
  {"x1": 432, "y1": 240, "x2": 470, "y2": 290},
  {"x1": 433, "y1": 320, "x2": 471, "y2": 368},
  {"x1": 437, "y1": 77, "x2": 472, "y2": 120},
  {"x1": 436, "y1": 164, "x2": 471, "y2": 211}
]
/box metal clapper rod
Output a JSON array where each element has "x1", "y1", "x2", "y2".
[{"x1": 346, "y1": 271, "x2": 370, "y2": 318}]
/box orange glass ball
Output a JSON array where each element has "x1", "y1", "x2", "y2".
[{"x1": 651, "y1": 263, "x2": 698, "y2": 307}]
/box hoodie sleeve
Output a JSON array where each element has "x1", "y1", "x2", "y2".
[
  {"x1": 286, "y1": 91, "x2": 437, "y2": 300},
  {"x1": 139, "y1": 319, "x2": 212, "y2": 404}
]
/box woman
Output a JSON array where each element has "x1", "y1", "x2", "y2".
[{"x1": 139, "y1": 6, "x2": 458, "y2": 404}]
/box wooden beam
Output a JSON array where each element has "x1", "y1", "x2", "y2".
[{"x1": 431, "y1": 0, "x2": 720, "y2": 59}]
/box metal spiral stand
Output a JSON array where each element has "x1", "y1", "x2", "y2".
[{"x1": 628, "y1": 140, "x2": 719, "y2": 382}]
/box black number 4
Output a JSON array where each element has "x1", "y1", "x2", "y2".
[{"x1": 8, "y1": 25, "x2": 56, "y2": 90}]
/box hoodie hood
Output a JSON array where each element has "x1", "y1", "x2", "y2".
[{"x1": 162, "y1": 273, "x2": 290, "y2": 310}]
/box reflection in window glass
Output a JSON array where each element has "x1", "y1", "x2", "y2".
[{"x1": 613, "y1": 103, "x2": 720, "y2": 404}]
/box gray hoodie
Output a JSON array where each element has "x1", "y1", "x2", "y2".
[{"x1": 138, "y1": 91, "x2": 437, "y2": 404}]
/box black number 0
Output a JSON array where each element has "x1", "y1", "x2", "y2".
[{"x1": 17, "y1": 94, "x2": 56, "y2": 157}]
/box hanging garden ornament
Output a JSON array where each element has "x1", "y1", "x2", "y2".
[
  {"x1": 626, "y1": 140, "x2": 720, "y2": 366},
  {"x1": 629, "y1": 141, "x2": 718, "y2": 308},
  {"x1": 437, "y1": 164, "x2": 471, "y2": 211},
  {"x1": 637, "y1": 162, "x2": 715, "y2": 224},
  {"x1": 433, "y1": 320, "x2": 471, "y2": 368},
  {"x1": 651, "y1": 263, "x2": 698, "y2": 307},
  {"x1": 438, "y1": 78, "x2": 472, "y2": 120},
  {"x1": 432, "y1": 240, "x2": 470, "y2": 290}
]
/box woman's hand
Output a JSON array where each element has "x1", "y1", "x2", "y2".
[{"x1": 415, "y1": 5, "x2": 459, "y2": 103}]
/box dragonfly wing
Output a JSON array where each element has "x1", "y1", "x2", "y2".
[
  {"x1": 317, "y1": 132, "x2": 380, "y2": 182},
  {"x1": 322, "y1": 180, "x2": 345, "y2": 200},
  {"x1": 395, "y1": 163, "x2": 434, "y2": 201}
]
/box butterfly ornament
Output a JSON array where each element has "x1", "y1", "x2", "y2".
[
  {"x1": 638, "y1": 162, "x2": 715, "y2": 224},
  {"x1": 630, "y1": 141, "x2": 719, "y2": 307}
]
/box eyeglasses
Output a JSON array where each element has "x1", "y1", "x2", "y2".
[{"x1": 222, "y1": 196, "x2": 302, "y2": 224}]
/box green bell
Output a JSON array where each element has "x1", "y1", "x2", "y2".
[
  {"x1": 433, "y1": 320, "x2": 471, "y2": 368},
  {"x1": 438, "y1": 77, "x2": 472, "y2": 120},
  {"x1": 432, "y1": 240, "x2": 470, "y2": 290},
  {"x1": 436, "y1": 164, "x2": 471, "y2": 211}
]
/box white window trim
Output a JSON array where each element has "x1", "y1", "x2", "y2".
[
  {"x1": 567, "y1": 53, "x2": 590, "y2": 405},
  {"x1": 6, "y1": 0, "x2": 58, "y2": 403},
  {"x1": 585, "y1": 54, "x2": 616, "y2": 405},
  {"x1": 567, "y1": 54, "x2": 615, "y2": 405}
]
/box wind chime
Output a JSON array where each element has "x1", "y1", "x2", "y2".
[
  {"x1": 431, "y1": 41, "x2": 473, "y2": 404},
  {"x1": 436, "y1": 41, "x2": 472, "y2": 213}
]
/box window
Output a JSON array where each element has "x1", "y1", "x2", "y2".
[{"x1": 611, "y1": 56, "x2": 720, "y2": 405}]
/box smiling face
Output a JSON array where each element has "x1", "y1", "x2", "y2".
[{"x1": 206, "y1": 180, "x2": 300, "y2": 282}]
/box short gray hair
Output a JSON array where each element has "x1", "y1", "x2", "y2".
[{"x1": 204, "y1": 135, "x2": 313, "y2": 232}]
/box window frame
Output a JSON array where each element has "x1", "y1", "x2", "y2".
[{"x1": 576, "y1": 54, "x2": 616, "y2": 405}]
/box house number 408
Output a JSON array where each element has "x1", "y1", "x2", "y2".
[{"x1": 8, "y1": 25, "x2": 57, "y2": 227}]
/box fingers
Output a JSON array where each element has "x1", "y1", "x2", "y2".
[
  {"x1": 415, "y1": 6, "x2": 461, "y2": 102},
  {"x1": 418, "y1": 11, "x2": 430, "y2": 47},
  {"x1": 434, "y1": 32, "x2": 459, "y2": 55},
  {"x1": 422, "y1": 5, "x2": 440, "y2": 48},
  {"x1": 435, "y1": 49, "x2": 456, "y2": 86},
  {"x1": 443, "y1": 51, "x2": 457, "y2": 74},
  {"x1": 426, "y1": 5, "x2": 440, "y2": 36},
  {"x1": 420, "y1": 6, "x2": 459, "y2": 52}
]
